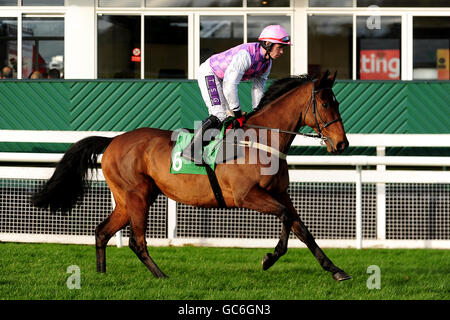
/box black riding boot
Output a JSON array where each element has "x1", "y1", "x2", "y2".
[{"x1": 182, "y1": 115, "x2": 222, "y2": 164}]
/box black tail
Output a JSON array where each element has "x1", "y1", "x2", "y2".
[{"x1": 31, "y1": 136, "x2": 113, "y2": 213}]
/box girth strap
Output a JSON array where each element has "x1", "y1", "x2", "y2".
[{"x1": 204, "y1": 164, "x2": 227, "y2": 208}]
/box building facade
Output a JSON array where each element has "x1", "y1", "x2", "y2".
[{"x1": 0, "y1": 0, "x2": 449, "y2": 81}]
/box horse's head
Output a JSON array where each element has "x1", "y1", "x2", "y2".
[{"x1": 304, "y1": 70, "x2": 349, "y2": 154}]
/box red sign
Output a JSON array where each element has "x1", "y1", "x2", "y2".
[
  {"x1": 360, "y1": 49, "x2": 400, "y2": 80},
  {"x1": 132, "y1": 48, "x2": 141, "y2": 56},
  {"x1": 131, "y1": 48, "x2": 141, "y2": 62}
]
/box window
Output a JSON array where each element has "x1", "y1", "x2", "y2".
[
  {"x1": 97, "y1": 15, "x2": 140, "y2": 79},
  {"x1": 310, "y1": 0, "x2": 450, "y2": 7},
  {"x1": 357, "y1": 0, "x2": 450, "y2": 7},
  {"x1": 0, "y1": 0, "x2": 64, "y2": 5},
  {"x1": 357, "y1": 16, "x2": 401, "y2": 80},
  {"x1": 247, "y1": 15, "x2": 291, "y2": 79},
  {"x1": 98, "y1": 15, "x2": 189, "y2": 79},
  {"x1": 413, "y1": 17, "x2": 450, "y2": 80},
  {"x1": 145, "y1": 0, "x2": 243, "y2": 7},
  {"x1": 144, "y1": 16, "x2": 188, "y2": 79},
  {"x1": 98, "y1": 0, "x2": 141, "y2": 7},
  {"x1": 308, "y1": 15, "x2": 352, "y2": 79},
  {"x1": 0, "y1": 17, "x2": 17, "y2": 79},
  {"x1": 309, "y1": 0, "x2": 353, "y2": 7},
  {"x1": 247, "y1": 0, "x2": 290, "y2": 7},
  {"x1": 200, "y1": 15, "x2": 243, "y2": 64},
  {"x1": 22, "y1": 17, "x2": 64, "y2": 79},
  {"x1": 22, "y1": 0, "x2": 64, "y2": 5},
  {"x1": 0, "y1": 1, "x2": 18, "y2": 5}
]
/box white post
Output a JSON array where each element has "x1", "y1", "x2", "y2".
[
  {"x1": 292, "y1": 0, "x2": 308, "y2": 75},
  {"x1": 167, "y1": 199, "x2": 177, "y2": 241},
  {"x1": 110, "y1": 192, "x2": 122, "y2": 248},
  {"x1": 17, "y1": 14, "x2": 22, "y2": 79},
  {"x1": 376, "y1": 146, "x2": 386, "y2": 241},
  {"x1": 115, "y1": 231, "x2": 123, "y2": 248},
  {"x1": 65, "y1": 0, "x2": 96, "y2": 79},
  {"x1": 355, "y1": 165, "x2": 362, "y2": 249}
]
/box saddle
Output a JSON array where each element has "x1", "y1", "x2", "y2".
[
  {"x1": 170, "y1": 118, "x2": 244, "y2": 208},
  {"x1": 170, "y1": 118, "x2": 244, "y2": 174}
]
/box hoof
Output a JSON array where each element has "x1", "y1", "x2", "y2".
[
  {"x1": 333, "y1": 271, "x2": 352, "y2": 281},
  {"x1": 96, "y1": 266, "x2": 106, "y2": 273},
  {"x1": 154, "y1": 272, "x2": 168, "y2": 279},
  {"x1": 262, "y1": 253, "x2": 275, "y2": 271}
]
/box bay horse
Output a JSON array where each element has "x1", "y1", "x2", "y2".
[{"x1": 32, "y1": 71, "x2": 351, "y2": 281}]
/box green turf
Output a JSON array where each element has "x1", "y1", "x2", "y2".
[{"x1": 0, "y1": 242, "x2": 448, "y2": 300}]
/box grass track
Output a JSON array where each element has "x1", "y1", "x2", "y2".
[{"x1": 0, "y1": 242, "x2": 449, "y2": 300}]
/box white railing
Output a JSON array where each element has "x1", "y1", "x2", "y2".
[{"x1": 1, "y1": 130, "x2": 449, "y2": 249}]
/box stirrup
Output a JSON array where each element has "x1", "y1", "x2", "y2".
[{"x1": 181, "y1": 115, "x2": 222, "y2": 164}]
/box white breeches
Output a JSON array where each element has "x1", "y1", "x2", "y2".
[{"x1": 197, "y1": 59, "x2": 231, "y2": 122}]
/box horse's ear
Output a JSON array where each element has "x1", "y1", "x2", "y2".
[
  {"x1": 330, "y1": 70, "x2": 338, "y2": 87},
  {"x1": 322, "y1": 70, "x2": 330, "y2": 82},
  {"x1": 316, "y1": 70, "x2": 330, "y2": 89}
]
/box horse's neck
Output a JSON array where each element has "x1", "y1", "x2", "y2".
[{"x1": 247, "y1": 83, "x2": 311, "y2": 153}]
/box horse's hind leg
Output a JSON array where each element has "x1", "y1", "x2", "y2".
[
  {"x1": 127, "y1": 188, "x2": 167, "y2": 278},
  {"x1": 129, "y1": 228, "x2": 167, "y2": 278},
  {"x1": 95, "y1": 205, "x2": 129, "y2": 273}
]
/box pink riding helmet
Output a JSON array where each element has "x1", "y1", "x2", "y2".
[{"x1": 258, "y1": 25, "x2": 291, "y2": 45}]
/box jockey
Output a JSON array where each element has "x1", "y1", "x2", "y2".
[{"x1": 182, "y1": 24, "x2": 291, "y2": 163}]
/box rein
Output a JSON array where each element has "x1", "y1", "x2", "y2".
[
  {"x1": 219, "y1": 81, "x2": 343, "y2": 160},
  {"x1": 244, "y1": 82, "x2": 342, "y2": 145}
]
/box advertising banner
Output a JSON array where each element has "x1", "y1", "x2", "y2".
[{"x1": 360, "y1": 49, "x2": 400, "y2": 80}]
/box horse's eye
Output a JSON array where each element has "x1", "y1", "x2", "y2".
[{"x1": 322, "y1": 103, "x2": 328, "y2": 108}]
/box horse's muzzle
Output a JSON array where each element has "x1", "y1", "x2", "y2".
[
  {"x1": 327, "y1": 136, "x2": 349, "y2": 154},
  {"x1": 334, "y1": 137, "x2": 349, "y2": 154},
  {"x1": 335, "y1": 137, "x2": 349, "y2": 153}
]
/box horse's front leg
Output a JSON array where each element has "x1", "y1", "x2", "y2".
[
  {"x1": 240, "y1": 187, "x2": 293, "y2": 270},
  {"x1": 288, "y1": 205, "x2": 351, "y2": 281},
  {"x1": 292, "y1": 218, "x2": 351, "y2": 281},
  {"x1": 276, "y1": 191, "x2": 351, "y2": 281}
]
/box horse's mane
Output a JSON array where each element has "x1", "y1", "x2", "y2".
[{"x1": 251, "y1": 74, "x2": 314, "y2": 115}]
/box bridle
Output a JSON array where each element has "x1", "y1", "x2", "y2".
[
  {"x1": 302, "y1": 82, "x2": 342, "y2": 142},
  {"x1": 244, "y1": 81, "x2": 342, "y2": 144},
  {"x1": 219, "y1": 81, "x2": 343, "y2": 160}
]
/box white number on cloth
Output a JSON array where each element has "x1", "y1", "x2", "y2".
[{"x1": 172, "y1": 151, "x2": 183, "y2": 171}]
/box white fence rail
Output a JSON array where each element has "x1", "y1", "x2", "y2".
[{"x1": 0, "y1": 130, "x2": 449, "y2": 249}]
